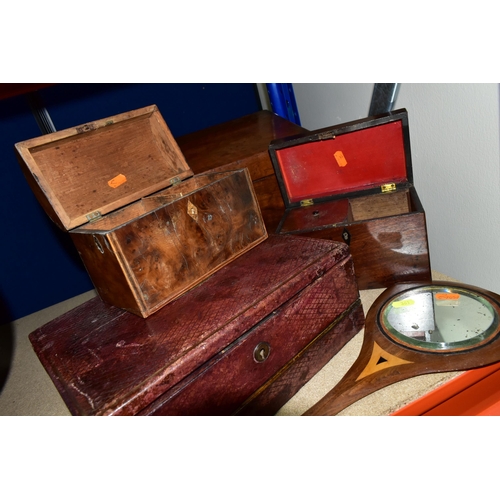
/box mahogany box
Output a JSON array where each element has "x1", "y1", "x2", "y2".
[
  {"x1": 269, "y1": 108, "x2": 431, "y2": 290},
  {"x1": 28, "y1": 235, "x2": 364, "y2": 416},
  {"x1": 15, "y1": 105, "x2": 267, "y2": 318},
  {"x1": 176, "y1": 110, "x2": 307, "y2": 233}
]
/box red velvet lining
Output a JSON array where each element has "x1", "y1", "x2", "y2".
[{"x1": 276, "y1": 120, "x2": 408, "y2": 203}]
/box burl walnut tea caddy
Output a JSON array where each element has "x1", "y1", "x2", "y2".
[
  {"x1": 15, "y1": 105, "x2": 267, "y2": 317},
  {"x1": 269, "y1": 108, "x2": 431, "y2": 290}
]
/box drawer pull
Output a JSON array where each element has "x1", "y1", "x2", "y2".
[{"x1": 253, "y1": 342, "x2": 271, "y2": 363}]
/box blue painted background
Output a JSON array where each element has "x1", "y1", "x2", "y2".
[{"x1": 0, "y1": 83, "x2": 262, "y2": 325}]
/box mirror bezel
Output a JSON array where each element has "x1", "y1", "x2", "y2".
[{"x1": 379, "y1": 285, "x2": 500, "y2": 352}]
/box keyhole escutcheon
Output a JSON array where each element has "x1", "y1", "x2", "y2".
[{"x1": 253, "y1": 342, "x2": 271, "y2": 363}]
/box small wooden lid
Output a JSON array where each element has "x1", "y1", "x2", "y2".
[
  {"x1": 15, "y1": 105, "x2": 193, "y2": 231},
  {"x1": 269, "y1": 109, "x2": 413, "y2": 208}
]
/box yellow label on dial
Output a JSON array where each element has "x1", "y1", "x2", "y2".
[{"x1": 392, "y1": 299, "x2": 415, "y2": 308}]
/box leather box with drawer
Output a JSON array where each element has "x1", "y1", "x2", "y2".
[{"x1": 28, "y1": 235, "x2": 364, "y2": 416}]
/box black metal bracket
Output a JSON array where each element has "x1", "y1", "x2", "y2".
[
  {"x1": 26, "y1": 91, "x2": 56, "y2": 135},
  {"x1": 369, "y1": 83, "x2": 400, "y2": 116}
]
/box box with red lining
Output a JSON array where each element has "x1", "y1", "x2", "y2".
[{"x1": 269, "y1": 108, "x2": 431, "y2": 289}]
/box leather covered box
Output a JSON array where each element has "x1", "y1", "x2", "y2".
[
  {"x1": 15, "y1": 105, "x2": 267, "y2": 318},
  {"x1": 28, "y1": 235, "x2": 364, "y2": 416},
  {"x1": 269, "y1": 109, "x2": 431, "y2": 290}
]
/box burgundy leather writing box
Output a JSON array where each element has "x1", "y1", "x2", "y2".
[
  {"x1": 269, "y1": 108, "x2": 431, "y2": 290},
  {"x1": 15, "y1": 105, "x2": 267, "y2": 317},
  {"x1": 29, "y1": 235, "x2": 364, "y2": 416}
]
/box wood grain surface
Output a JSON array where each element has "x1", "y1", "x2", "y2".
[
  {"x1": 177, "y1": 110, "x2": 308, "y2": 233},
  {"x1": 304, "y1": 281, "x2": 500, "y2": 416},
  {"x1": 71, "y1": 168, "x2": 267, "y2": 317}
]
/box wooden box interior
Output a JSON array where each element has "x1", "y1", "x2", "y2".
[
  {"x1": 15, "y1": 105, "x2": 192, "y2": 231},
  {"x1": 280, "y1": 189, "x2": 412, "y2": 233}
]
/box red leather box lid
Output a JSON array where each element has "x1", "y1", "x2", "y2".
[{"x1": 270, "y1": 109, "x2": 412, "y2": 206}]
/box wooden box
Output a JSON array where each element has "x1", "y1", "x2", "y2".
[
  {"x1": 269, "y1": 108, "x2": 431, "y2": 290},
  {"x1": 28, "y1": 235, "x2": 364, "y2": 416},
  {"x1": 15, "y1": 105, "x2": 267, "y2": 317},
  {"x1": 176, "y1": 110, "x2": 307, "y2": 233}
]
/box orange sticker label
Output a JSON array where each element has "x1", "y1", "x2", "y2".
[
  {"x1": 108, "y1": 174, "x2": 127, "y2": 188},
  {"x1": 334, "y1": 151, "x2": 347, "y2": 167},
  {"x1": 435, "y1": 293, "x2": 460, "y2": 301}
]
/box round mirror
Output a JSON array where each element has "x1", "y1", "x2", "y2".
[{"x1": 380, "y1": 285, "x2": 499, "y2": 352}]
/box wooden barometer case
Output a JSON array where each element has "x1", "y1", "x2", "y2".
[{"x1": 305, "y1": 281, "x2": 500, "y2": 416}]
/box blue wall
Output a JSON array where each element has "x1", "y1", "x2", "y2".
[{"x1": 0, "y1": 83, "x2": 262, "y2": 325}]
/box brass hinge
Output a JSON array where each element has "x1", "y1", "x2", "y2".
[
  {"x1": 300, "y1": 199, "x2": 314, "y2": 207},
  {"x1": 76, "y1": 123, "x2": 96, "y2": 134},
  {"x1": 317, "y1": 131, "x2": 336, "y2": 141},
  {"x1": 381, "y1": 183, "x2": 396, "y2": 193},
  {"x1": 86, "y1": 210, "x2": 102, "y2": 222}
]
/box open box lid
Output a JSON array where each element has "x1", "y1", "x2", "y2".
[
  {"x1": 15, "y1": 105, "x2": 193, "y2": 231},
  {"x1": 269, "y1": 108, "x2": 413, "y2": 208}
]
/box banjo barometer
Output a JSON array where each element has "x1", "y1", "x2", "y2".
[{"x1": 305, "y1": 281, "x2": 500, "y2": 416}]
